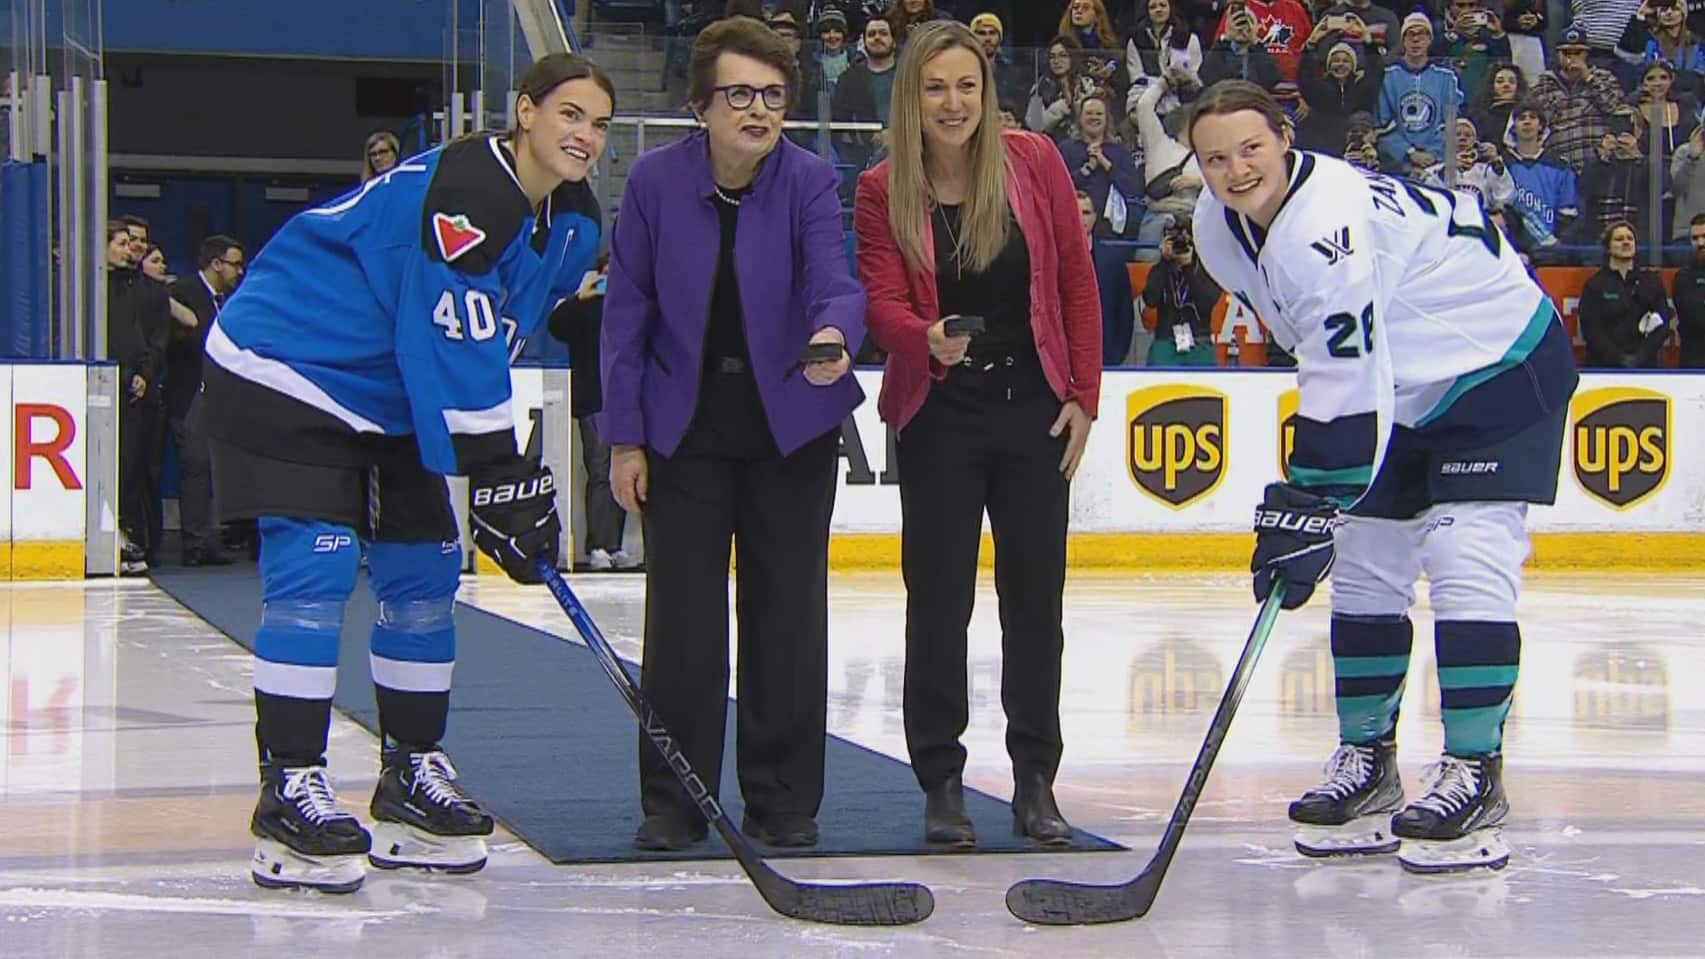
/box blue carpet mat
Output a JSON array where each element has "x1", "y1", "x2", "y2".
[{"x1": 151, "y1": 567, "x2": 1122, "y2": 864}]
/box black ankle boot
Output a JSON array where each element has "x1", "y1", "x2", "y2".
[
  {"x1": 924, "y1": 774, "x2": 975, "y2": 847},
  {"x1": 1012, "y1": 772, "x2": 1071, "y2": 846}
]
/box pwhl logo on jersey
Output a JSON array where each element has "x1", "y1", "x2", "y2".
[
  {"x1": 1310, "y1": 227, "x2": 1352, "y2": 265},
  {"x1": 1571, "y1": 386, "x2": 1670, "y2": 510},
  {"x1": 1277, "y1": 388, "x2": 1299, "y2": 480},
  {"x1": 433, "y1": 212, "x2": 487, "y2": 262},
  {"x1": 1126, "y1": 384, "x2": 1226, "y2": 509}
]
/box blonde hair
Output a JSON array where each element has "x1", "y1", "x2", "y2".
[{"x1": 886, "y1": 20, "x2": 1010, "y2": 274}]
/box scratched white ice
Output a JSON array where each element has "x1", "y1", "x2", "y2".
[{"x1": 3, "y1": 573, "x2": 1703, "y2": 958}]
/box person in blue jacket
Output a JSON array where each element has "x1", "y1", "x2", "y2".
[{"x1": 196, "y1": 53, "x2": 612, "y2": 894}]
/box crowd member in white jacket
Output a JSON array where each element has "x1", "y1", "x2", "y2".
[
  {"x1": 1124, "y1": 0, "x2": 1203, "y2": 118},
  {"x1": 1423, "y1": 117, "x2": 1517, "y2": 210}
]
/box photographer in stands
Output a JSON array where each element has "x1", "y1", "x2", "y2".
[{"x1": 1137, "y1": 219, "x2": 1221, "y2": 367}]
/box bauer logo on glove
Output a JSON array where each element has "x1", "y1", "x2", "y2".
[
  {"x1": 471, "y1": 471, "x2": 555, "y2": 508},
  {"x1": 1249, "y1": 482, "x2": 1340, "y2": 610},
  {"x1": 468, "y1": 458, "x2": 561, "y2": 584}
]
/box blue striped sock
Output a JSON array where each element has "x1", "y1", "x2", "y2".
[
  {"x1": 1332, "y1": 614, "x2": 1413, "y2": 745},
  {"x1": 1436, "y1": 620, "x2": 1521, "y2": 757}
]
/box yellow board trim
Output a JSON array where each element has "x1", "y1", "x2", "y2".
[
  {"x1": 10, "y1": 540, "x2": 86, "y2": 580},
  {"x1": 828, "y1": 532, "x2": 1705, "y2": 571}
]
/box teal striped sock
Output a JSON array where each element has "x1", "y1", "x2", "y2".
[
  {"x1": 1436, "y1": 621, "x2": 1521, "y2": 756},
  {"x1": 1332, "y1": 614, "x2": 1413, "y2": 745}
]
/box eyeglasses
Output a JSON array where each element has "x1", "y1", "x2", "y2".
[
  {"x1": 218, "y1": 257, "x2": 244, "y2": 271},
  {"x1": 712, "y1": 84, "x2": 788, "y2": 112}
]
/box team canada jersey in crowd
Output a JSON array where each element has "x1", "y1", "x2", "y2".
[
  {"x1": 1193, "y1": 150, "x2": 1572, "y2": 503},
  {"x1": 201, "y1": 133, "x2": 600, "y2": 476}
]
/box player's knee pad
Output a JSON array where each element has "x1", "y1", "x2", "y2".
[
  {"x1": 366, "y1": 540, "x2": 461, "y2": 693},
  {"x1": 254, "y1": 517, "x2": 361, "y2": 701},
  {"x1": 1422, "y1": 503, "x2": 1528, "y2": 622},
  {"x1": 1330, "y1": 517, "x2": 1424, "y2": 618}
]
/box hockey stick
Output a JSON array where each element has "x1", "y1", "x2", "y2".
[
  {"x1": 1005, "y1": 580, "x2": 1287, "y2": 926},
  {"x1": 534, "y1": 559, "x2": 935, "y2": 926}
]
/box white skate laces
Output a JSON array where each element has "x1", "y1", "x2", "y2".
[
  {"x1": 1311, "y1": 743, "x2": 1374, "y2": 800},
  {"x1": 410, "y1": 751, "x2": 472, "y2": 807},
  {"x1": 1412, "y1": 756, "x2": 1480, "y2": 816},
  {"x1": 282, "y1": 767, "x2": 352, "y2": 825}
]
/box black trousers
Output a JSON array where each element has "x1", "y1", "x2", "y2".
[
  {"x1": 895, "y1": 353, "x2": 1069, "y2": 791},
  {"x1": 637, "y1": 370, "x2": 838, "y2": 822},
  {"x1": 119, "y1": 396, "x2": 164, "y2": 557},
  {"x1": 173, "y1": 396, "x2": 217, "y2": 555},
  {"x1": 578, "y1": 415, "x2": 626, "y2": 554}
]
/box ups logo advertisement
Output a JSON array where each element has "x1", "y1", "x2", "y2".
[
  {"x1": 1571, "y1": 387, "x2": 1670, "y2": 510},
  {"x1": 1126, "y1": 384, "x2": 1227, "y2": 509},
  {"x1": 1277, "y1": 388, "x2": 1299, "y2": 480}
]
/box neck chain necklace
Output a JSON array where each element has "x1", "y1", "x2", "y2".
[{"x1": 935, "y1": 202, "x2": 964, "y2": 279}]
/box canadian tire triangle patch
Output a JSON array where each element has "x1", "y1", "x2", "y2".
[{"x1": 433, "y1": 212, "x2": 487, "y2": 262}]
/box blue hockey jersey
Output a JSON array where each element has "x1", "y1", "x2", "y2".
[{"x1": 201, "y1": 133, "x2": 600, "y2": 475}]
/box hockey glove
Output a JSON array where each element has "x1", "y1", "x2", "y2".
[
  {"x1": 1251, "y1": 482, "x2": 1339, "y2": 610},
  {"x1": 468, "y1": 458, "x2": 561, "y2": 584}
]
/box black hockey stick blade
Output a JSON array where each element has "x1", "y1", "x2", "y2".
[
  {"x1": 535, "y1": 559, "x2": 935, "y2": 926},
  {"x1": 1005, "y1": 581, "x2": 1288, "y2": 926}
]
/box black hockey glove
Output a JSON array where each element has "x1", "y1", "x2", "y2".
[
  {"x1": 468, "y1": 457, "x2": 560, "y2": 584},
  {"x1": 1251, "y1": 482, "x2": 1339, "y2": 610}
]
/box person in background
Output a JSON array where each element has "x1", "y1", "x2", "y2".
[
  {"x1": 1124, "y1": 0, "x2": 1204, "y2": 119},
  {"x1": 140, "y1": 245, "x2": 202, "y2": 332},
  {"x1": 1501, "y1": 0, "x2": 1548, "y2": 82},
  {"x1": 1529, "y1": 27, "x2": 1626, "y2": 173},
  {"x1": 1671, "y1": 123, "x2": 1705, "y2": 243},
  {"x1": 887, "y1": 0, "x2": 948, "y2": 45},
  {"x1": 1376, "y1": 14, "x2": 1464, "y2": 171},
  {"x1": 854, "y1": 20, "x2": 1101, "y2": 849},
  {"x1": 1431, "y1": 0, "x2": 1511, "y2": 102},
  {"x1": 1503, "y1": 101, "x2": 1580, "y2": 260},
  {"x1": 1027, "y1": 34, "x2": 1092, "y2": 139},
  {"x1": 1199, "y1": 5, "x2": 1283, "y2": 95},
  {"x1": 1579, "y1": 109, "x2": 1656, "y2": 239},
  {"x1": 1079, "y1": 188, "x2": 1139, "y2": 364},
  {"x1": 548, "y1": 253, "x2": 638, "y2": 572},
  {"x1": 1058, "y1": 94, "x2": 1144, "y2": 238},
  {"x1": 599, "y1": 17, "x2": 866, "y2": 853},
  {"x1": 969, "y1": 13, "x2": 1033, "y2": 113},
  {"x1": 1671, "y1": 212, "x2": 1705, "y2": 367},
  {"x1": 1469, "y1": 64, "x2": 1527, "y2": 149},
  {"x1": 814, "y1": 7, "x2": 857, "y2": 94},
  {"x1": 167, "y1": 235, "x2": 245, "y2": 566},
  {"x1": 1140, "y1": 219, "x2": 1221, "y2": 367},
  {"x1": 1617, "y1": 0, "x2": 1705, "y2": 97},
  {"x1": 1579, "y1": 220, "x2": 1673, "y2": 368},
  {"x1": 362, "y1": 131, "x2": 400, "y2": 181},
  {"x1": 1424, "y1": 117, "x2": 1515, "y2": 210},
  {"x1": 831, "y1": 16, "x2": 900, "y2": 172},
  {"x1": 1295, "y1": 36, "x2": 1384, "y2": 154},
  {"x1": 105, "y1": 220, "x2": 170, "y2": 575}
]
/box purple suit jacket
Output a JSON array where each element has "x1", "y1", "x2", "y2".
[{"x1": 596, "y1": 130, "x2": 867, "y2": 458}]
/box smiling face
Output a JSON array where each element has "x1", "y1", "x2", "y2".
[
  {"x1": 1643, "y1": 66, "x2": 1673, "y2": 102},
  {"x1": 1491, "y1": 67, "x2": 1518, "y2": 101},
  {"x1": 1327, "y1": 48, "x2": 1354, "y2": 77},
  {"x1": 1077, "y1": 96, "x2": 1108, "y2": 140},
  {"x1": 701, "y1": 52, "x2": 788, "y2": 171},
  {"x1": 1192, "y1": 107, "x2": 1292, "y2": 222},
  {"x1": 1455, "y1": 119, "x2": 1477, "y2": 154},
  {"x1": 919, "y1": 44, "x2": 984, "y2": 156},
  {"x1": 516, "y1": 76, "x2": 612, "y2": 185}
]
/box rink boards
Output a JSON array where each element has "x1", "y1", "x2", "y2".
[{"x1": 2, "y1": 364, "x2": 1699, "y2": 579}]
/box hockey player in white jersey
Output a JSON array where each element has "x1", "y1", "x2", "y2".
[{"x1": 1187, "y1": 80, "x2": 1578, "y2": 874}]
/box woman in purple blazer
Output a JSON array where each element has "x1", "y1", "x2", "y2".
[{"x1": 596, "y1": 16, "x2": 867, "y2": 852}]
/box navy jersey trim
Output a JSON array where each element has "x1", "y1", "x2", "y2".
[
  {"x1": 199, "y1": 357, "x2": 422, "y2": 471},
  {"x1": 1227, "y1": 151, "x2": 1315, "y2": 265}
]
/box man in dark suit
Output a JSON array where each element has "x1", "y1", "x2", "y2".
[{"x1": 166, "y1": 235, "x2": 244, "y2": 565}]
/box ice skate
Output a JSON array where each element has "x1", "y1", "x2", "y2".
[
  {"x1": 250, "y1": 764, "x2": 372, "y2": 894},
  {"x1": 368, "y1": 747, "x2": 494, "y2": 874},
  {"x1": 1392, "y1": 753, "x2": 1511, "y2": 874},
  {"x1": 1289, "y1": 740, "x2": 1404, "y2": 858}
]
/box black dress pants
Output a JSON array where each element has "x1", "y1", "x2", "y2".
[
  {"x1": 174, "y1": 395, "x2": 217, "y2": 556},
  {"x1": 638, "y1": 369, "x2": 839, "y2": 822},
  {"x1": 895, "y1": 353, "x2": 1070, "y2": 791},
  {"x1": 119, "y1": 396, "x2": 164, "y2": 557}
]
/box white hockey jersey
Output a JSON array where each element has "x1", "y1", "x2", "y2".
[{"x1": 1192, "y1": 150, "x2": 1559, "y2": 502}]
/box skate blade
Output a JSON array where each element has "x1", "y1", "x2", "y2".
[
  {"x1": 368, "y1": 822, "x2": 488, "y2": 874},
  {"x1": 1294, "y1": 814, "x2": 1402, "y2": 858},
  {"x1": 1397, "y1": 828, "x2": 1511, "y2": 874},
  {"x1": 252, "y1": 839, "x2": 366, "y2": 894}
]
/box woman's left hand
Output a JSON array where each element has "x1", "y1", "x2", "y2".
[
  {"x1": 1050, "y1": 400, "x2": 1092, "y2": 481},
  {"x1": 803, "y1": 327, "x2": 851, "y2": 386}
]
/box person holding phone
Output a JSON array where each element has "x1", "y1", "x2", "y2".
[
  {"x1": 597, "y1": 17, "x2": 865, "y2": 853},
  {"x1": 854, "y1": 21, "x2": 1102, "y2": 849}
]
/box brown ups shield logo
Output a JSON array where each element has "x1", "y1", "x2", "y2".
[
  {"x1": 1277, "y1": 388, "x2": 1299, "y2": 481},
  {"x1": 1571, "y1": 387, "x2": 1670, "y2": 510},
  {"x1": 1126, "y1": 384, "x2": 1227, "y2": 509}
]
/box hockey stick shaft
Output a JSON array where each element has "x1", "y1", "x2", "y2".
[{"x1": 533, "y1": 559, "x2": 934, "y2": 926}]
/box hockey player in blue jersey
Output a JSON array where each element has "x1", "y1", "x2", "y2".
[{"x1": 197, "y1": 54, "x2": 613, "y2": 893}]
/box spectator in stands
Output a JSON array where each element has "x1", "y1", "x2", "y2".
[
  {"x1": 1310, "y1": 0, "x2": 1399, "y2": 65},
  {"x1": 1140, "y1": 218, "x2": 1221, "y2": 366},
  {"x1": 1580, "y1": 108, "x2": 1657, "y2": 238},
  {"x1": 970, "y1": 13, "x2": 1034, "y2": 110},
  {"x1": 1670, "y1": 123, "x2": 1705, "y2": 240},
  {"x1": 165, "y1": 236, "x2": 243, "y2": 567},
  {"x1": 1571, "y1": 0, "x2": 1646, "y2": 71},
  {"x1": 1487, "y1": 205, "x2": 1537, "y2": 267},
  {"x1": 1426, "y1": 117, "x2": 1516, "y2": 208},
  {"x1": 1672, "y1": 212, "x2": 1705, "y2": 366},
  {"x1": 888, "y1": 0, "x2": 949, "y2": 45},
  {"x1": 119, "y1": 215, "x2": 151, "y2": 270},
  {"x1": 138, "y1": 245, "x2": 201, "y2": 332},
  {"x1": 1433, "y1": 0, "x2": 1513, "y2": 101},
  {"x1": 1027, "y1": 34, "x2": 1092, "y2": 139},
  {"x1": 1502, "y1": 0, "x2": 1549, "y2": 82},
  {"x1": 600, "y1": 16, "x2": 866, "y2": 852},
  {"x1": 831, "y1": 16, "x2": 899, "y2": 169},
  {"x1": 1342, "y1": 109, "x2": 1384, "y2": 167},
  {"x1": 1200, "y1": 5, "x2": 1283, "y2": 94},
  {"x1": 1059, "y1": 94, "x2": 1145, "y2": 237},
  {"x1": 1469, "y1": 63, "x2": 1527, "y2": 148},
  {"x1": 1503, "y1": 101, "x2": 1582, "y2": 258},
  {"x1": 1129, "y1": 74, "x2": 1204, "y2": 260},
  {"x1": 1079, "y1": 189, "x2": 1140, "y2": 364},
  {"x1": 362, "y1": 132, "x2": 400, "y2": 181},
  {"x1": 1296, "y1": 36, "x2": 1384, "y2": 153},
  {"x1": 814, "y1": 7, "x2": 857, "y2": 93},
  {"x1": 1061, "y1": 0, "x2": 1127, "y2": 107},
  {"x1": 1579, "y1": 220, "x2": 1673, "y2": 367},
  {"x1": 1531, "y1": 27, "x2": 1626, "y2": 172},
  {"x1": 1376, "y1": 14, "x2": 1464, "y2": 170},
  {"x1": 105, "y1": 220, "x2": 170, "y2": 575},
  {"x1": 1210, "y1": 0, "x2": 1315, "y2": 106},
  {"x1": 852, "y1": 20, "x2": 1100, "y2": 849},
  {"x1": 1619, "y1": 0, "x2": 1705, "y2": 96},
  {"x1": 1124, "y1": 0, "x2": 1205, "y2": 118},
  {"x1": 1635, "y1": 61, "x2": 1698, "y2": 161}
]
